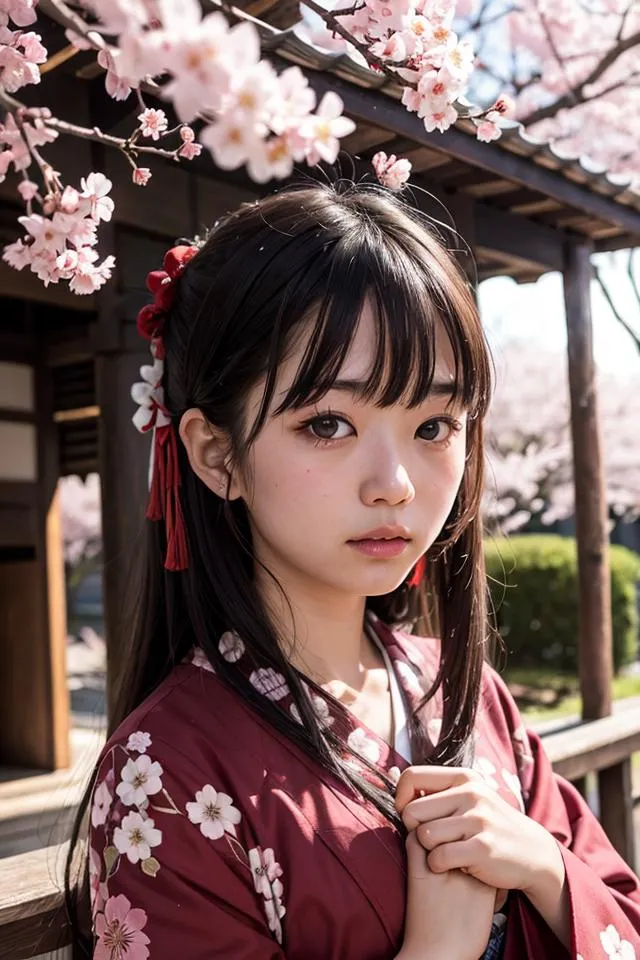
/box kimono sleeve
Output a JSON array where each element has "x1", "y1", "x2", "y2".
[
  {"x1": 487, "y1": 668, "x2": 640, "y2": 959},
  {"x1": 88, "y1": 733, "x2": 286, "y2": 960}
]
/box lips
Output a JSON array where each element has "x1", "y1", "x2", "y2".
[{"x1": 349, "y1": 525, "x2": 411, "y2": 542}]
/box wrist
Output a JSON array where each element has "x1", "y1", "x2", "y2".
[{"x1": 521, "y1": 831, "x2": 566, "y2": 900}]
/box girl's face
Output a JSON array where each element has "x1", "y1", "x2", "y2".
[{"x1": 235, "y1": 302, "x2": 468, "y2": 602}]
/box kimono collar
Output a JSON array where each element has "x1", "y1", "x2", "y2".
[{"x1": 189, "y1": 614, "x2": 441, "y2": 792}]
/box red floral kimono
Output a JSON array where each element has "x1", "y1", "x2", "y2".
[{"x1": 89, "y1": 617, "x2": 640, "y2": 959}]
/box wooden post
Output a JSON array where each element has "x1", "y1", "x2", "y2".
[
  {"x1": 562, "y1": 239, "x2": 613, "y2": 720},
  {"x1": 96, "y1": 349, "x2": 151, "y2": 718},
  {"x1": 599, "y1": 760, "x2": 635, "y2": 866}
]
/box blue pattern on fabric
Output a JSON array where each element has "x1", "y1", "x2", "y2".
[{"x1": 481, "y1": 915, "x2": 507, "y2": 960}]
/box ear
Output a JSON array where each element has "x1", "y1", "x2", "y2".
[{"x1": 179, "y1": 408, "x2": 241, "y2": 500}]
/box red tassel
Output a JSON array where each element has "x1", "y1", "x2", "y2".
[
  {"x1": 407, "y1": 555, "x2": 426, "y2": 588},
  {"x1": 146, "y1": 423, "x2": 188, "y2": 571}
]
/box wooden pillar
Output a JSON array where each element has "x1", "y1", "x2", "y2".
[
  {"x1": 562, "y1": 239, "x2": 613, "y2": 720},
  {"x1": 0, "y1": 355, "x2": 70, "y2": 770},
  {"x1": 599, "y1": 760, "x2": 635, "y2": 865},
  {"x1": 446, "y1": 191, "x2": 478, "y2": 290},
  {"x1": 96, "y1": 349, "x2": 150, "y2": 718}
]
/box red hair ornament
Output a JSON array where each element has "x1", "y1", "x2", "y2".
[
  {"x1": 131, "y1": 244, "x2": 198, "y2": 572},
  {"x1": 407, "y1": 555, "x2": 426, "y2": 588}
]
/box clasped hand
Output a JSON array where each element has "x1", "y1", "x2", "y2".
[{"x1": 395, "y1": 765, "x2": 560, "y2": 899}]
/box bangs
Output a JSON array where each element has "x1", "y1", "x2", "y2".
[{"x1": 269, "y1": 229, "x2": 490, "y2": 420}]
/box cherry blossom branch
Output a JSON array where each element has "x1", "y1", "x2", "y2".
[
  {"x1": 39, "y1": 0, "x2": 106, "y2": 51},
  {"x1": 301, "y1": 0, "x2": 415, "y2": 88},
  {"x1": 520, "y1": 27, "x2": 640, "y2": 127},
  {"x1": 41, "y1": 115, "x2": 182, "y2": 161},
  {"x1": 627, "y1": 250, "x2": 640, "y2": 313},
  {"x1": 616, "y1": 0, "x2": 637, "y2": 43},
  {"x1": 593, "y1": 262, "x2": 640, "y2": 355},
  {"x1": 462, "y1": 0, "x2": 514, "y2": 37}
]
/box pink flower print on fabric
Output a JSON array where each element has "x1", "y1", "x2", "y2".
[
  {"x1": 94, "y1": 893, "x2": 150, "y2": 960},
  {"x1": 248, "y1": 847, "x2": 284, "y2": 900},
  {"x1": 113, "y1": 811, "x2": 162, "y2": 864},
  {"x1": 116, "y1": 755, "x2": 163, "y2": 808},
  {"x1": 191, "y1": 647, "x2": 215, "y2": 673},
  {"x1": 473, "y1": 756, "x2": 499, "y2": 791},
  {"x1": 250, "y1": 667, "x2": 289, "y2": 701},
  {"x1": 393, "y1": 659, "x2": 423, "y2": 697},
  {"x1": 219, "y1": 630, "x2": 245, "y2": 662},
  {"x1": 92, "y1": 778, "x2": 113, "y2": 828},
  {"x1": 501, "y1": 769, "x2": 526, "y2": 813},
  {"x1": 186, "y1": 784, "x2": 242, "y2": 839},
  {"x1": 347, "y1": 727, "x2": 381, "y2": 764},
  {"x1": 248, "y1": 846, "x2": 286, "y2": 945},
  {"x1": 89, "y1": 845, "x2": 108, "y2": 919},
  {"x1": 126, "y1": 731, "x2": 151, "y2": 754}
]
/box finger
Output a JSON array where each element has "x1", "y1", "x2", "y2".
[
  {"x1": 428, "y1": 836, "x2": 488, "y2": 874},
  {"x1": 402, "y1": 784, "x2": 478, "y2": 831},
  {"x1": 405, "y1": 828, "x2": 430, "y2": 879},
  {"x1": 395, "y1": 765, "x2": 479, "y2": 813},
  {"x1": 416, "y1": 814, "x2": 481, "y2": 851}
]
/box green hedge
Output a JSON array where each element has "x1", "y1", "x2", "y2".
[{"x1": 485, "y1": 535, "x2": 640, "y2": 674}]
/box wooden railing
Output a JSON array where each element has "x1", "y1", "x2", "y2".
[{"x1": 2, "y1": 710, "x2": 640, "y2": 960}]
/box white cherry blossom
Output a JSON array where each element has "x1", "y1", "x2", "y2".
[
  {"x1": 113, "y1": 810, "x2": 162, "y2": 864},
  {"x1": 91, "y1": 778, "x2": 113, "y2": 828},
  {"x1": 131, "y1": 358, "x2": 170, "y2": 433},
  {"x1": 347, "y1": 727, "x2": 381, "y2": 764},
  {"x1": 186, "y1": 784, "x2": 242, "y2": 839},
  {"x1": 191, "y1": 647, "x2": 215, "y2": 673},
  {"x1": 600, "y1": 924, "x2": 636, "y2": 959},
  {"x1": 501, "y1": 768, "x2": 525, "y2": 812},
  {"x1": 250, "y1": 667, "x2": 289, "y2": 701},
  {"x1": 126, "y1": 731, "x2": 152, "y2": 754},
  {"x1": 116, "y1": 755, "x2": 164, "y2": 807},
  {"x1": 218, "y1": 631, "x2": 245, "y2": 663}
]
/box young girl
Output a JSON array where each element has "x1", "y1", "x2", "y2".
[{"x1": 68, "y1": 182, "x2": 640, "y2": 960}]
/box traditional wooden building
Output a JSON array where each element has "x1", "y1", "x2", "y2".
[{"x1": 3, "y1": 2, "x2": 640, "y2": 772}]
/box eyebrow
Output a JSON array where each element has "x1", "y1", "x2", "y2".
[{"x1": 329, "y1": 378, "x2": 458, "y2": 399}]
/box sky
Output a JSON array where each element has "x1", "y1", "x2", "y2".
[{"x1": 479, "y1": 250, "x2": 640, "y2": 381}]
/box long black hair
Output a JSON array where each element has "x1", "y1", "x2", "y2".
[{"x1": 65, "y1": 180, "x2": 492, "y2": 954}]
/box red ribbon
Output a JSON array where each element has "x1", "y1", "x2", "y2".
[
  {"x1": 135, "y1": 243, "x2": 198, "y2": 572},
  {"x1": 407, "y1": 555, "x2": 426, "y2": 588}
]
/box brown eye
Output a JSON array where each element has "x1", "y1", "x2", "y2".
[
  {"x1": 417, "y1": 419, "x2": 456, "y2": 443},
  {"x1": 307, "y1": 415, "x2": 352, "y2": 441}
]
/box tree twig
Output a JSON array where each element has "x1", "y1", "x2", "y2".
[
  {"x1": 627, "y1": 249, "x2": 640, "y2": 310},
  {"x1": 593, "y1": 261, "x2": 640, "y2": 355},
  {"x1": 301, "y1": 0, "x2": 415, "y2": 88},
  {"x1": 520, "y1": 27, "x2": 640, "y2": 127}
]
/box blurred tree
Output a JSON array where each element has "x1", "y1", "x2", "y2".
[
  {"x1": 484, "y1": 340, "x2": 640, "y2": 533},
  {"x1": 458, "y1": 0, "x2": 640, "y2": 179}
]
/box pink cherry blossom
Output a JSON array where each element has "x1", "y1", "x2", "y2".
[
  {"x1": 2, "y1": 236, "x2": 30, "y2": 269},
  {"x1": 178, "y1": 139, "x2": 201, "y2": 160},
  {"x1": 17, "y1": 178, "x2": 37, "y2": 200},
  {"x1": 372, "y1": 150, "x2": 412, "y2": 189},
  {"x1": 137, "y1": 108, "x2": 168, "y2": 140},
  {"x1": 94, "y1": 894, "x2": 150, "y2": 960},
  {"x1": 476, "y1": 118, "x2": 501, "y2": 142},
  {"x1": 0, "y1": 0, "x2": 38, "y2": 28},
  {"x1": 79, "y1": 172, "x2": 114, "y2": 222},
  {"x1": 132, "y1": 167, "x2": 152, "y2": 185},
  {"x1": 422, "y1": 103, "x2": 457, "y2": 132},
  {"x1": 200, "y1": 117, "x2": 263, "y2": 172},
  {"x1": 0, "y1": 28, "x2": 46, "y2": 92},
  {"x1": 97, "y1": 49, "x2": 132, "y2": 101},
  {"x1": 299, "y1": 91, "x2": 356, "y2": 165}
]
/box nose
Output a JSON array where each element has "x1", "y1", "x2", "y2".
[{"x1": 359, "y1": 450, "x2": 416, "y2": 507}]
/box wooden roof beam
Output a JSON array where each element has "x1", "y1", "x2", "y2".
[{"x1": 299, "y1": 64, "x2": 640, "y2": 237}]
